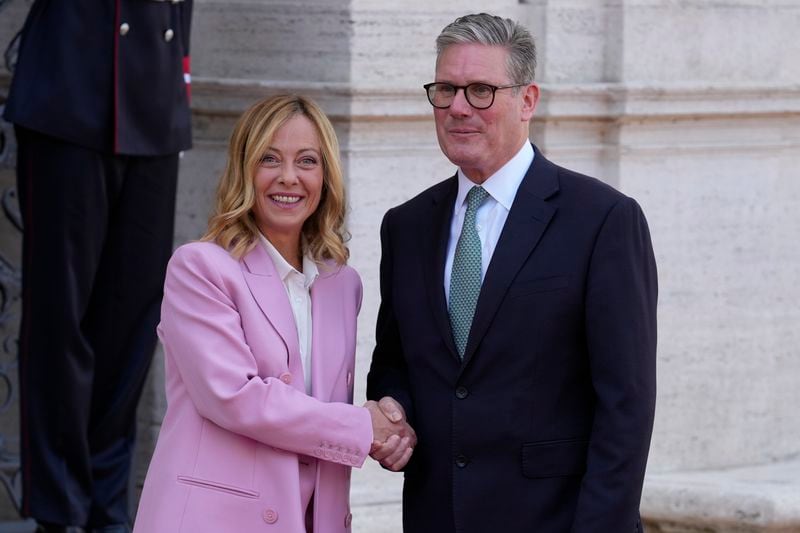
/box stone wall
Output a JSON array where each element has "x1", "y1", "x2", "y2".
[{"x1": 1, "y1": 0, "x2": 798, "y2": 530}]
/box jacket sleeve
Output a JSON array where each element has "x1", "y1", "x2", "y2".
[
  {"x1": 571, "y1": 196, "x2": 658, "y2": 532},
  {"x1": 159, "y1": 244, "x2": 373, "y2": 468},
  {"x1": 366, "y1": 209, "x2": 415, "y2": 424},
  {"x1": 180, "y1": 0, "x2": 192, "y2": 56}
]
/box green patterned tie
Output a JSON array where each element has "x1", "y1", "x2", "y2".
[{"x1": 449, "y1": 186, "x2": 489, "y2": 359}]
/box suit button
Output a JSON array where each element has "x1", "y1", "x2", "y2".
[
  {"x1": 455, "y1": 386, "x2": 468, "y2": 399},
  {"x1": 278, "y1": 372, "x2": 292, "y2": 384},
  {"x1": 455, "y1": 454, "x2": 469, "y2": 468},
  {"x1": 119, "y1": 23, "x2": 130, "y2": 36},
  {"x1": 262, "y1": 508, "x2": 278, "y2": 524},
  {"x1": 164, "y1": 28, "x2": 175, "y2": 42}
]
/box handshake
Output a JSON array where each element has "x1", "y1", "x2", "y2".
[{"x1": 364, "y1": 397, "x2": 417, "y2": 471}]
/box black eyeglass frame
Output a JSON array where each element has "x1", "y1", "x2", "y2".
[{"x1": 423, "y1": 81, "x2": 529, "y2": 110}]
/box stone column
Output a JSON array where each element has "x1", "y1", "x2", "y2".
[{"x1": 1, "y1": 1, "x2": 798, "y2": 531}]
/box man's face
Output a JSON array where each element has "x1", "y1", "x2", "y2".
[{"x1": 433, "y1": 43, "x2": 538, "y2": 183}]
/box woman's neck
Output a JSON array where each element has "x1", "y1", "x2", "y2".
[{"x1": 262, "y1": 231, "x2": 303, "y2": 271}]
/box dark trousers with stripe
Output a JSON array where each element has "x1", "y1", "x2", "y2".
[{"x1": 14, "y1": 126, "x2": 178, "y2": 528}]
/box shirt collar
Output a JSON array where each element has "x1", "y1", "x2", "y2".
[
  {"x1": 455, "y1": 142, "x2": 534, "y2": 211},
  {"x1": 259, "y1": 233, "x2": 319, "y2": 288}
]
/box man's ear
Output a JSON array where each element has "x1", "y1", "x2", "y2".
[{"x1": 521, "y1": 83, "x2": 540, "y2": 121}]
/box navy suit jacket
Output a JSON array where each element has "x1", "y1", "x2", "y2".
[
  {"x1": 4, "y1": 0, "x2": 192, "y2": 156},
  {"x1": 367, "y1": 145, "x2": 658, "y2": 532}
]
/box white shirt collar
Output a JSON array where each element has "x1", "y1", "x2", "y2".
[
  {"x1": 259, "y1": 234, "x2": 319, "y2": 288},
  {"x1": 455, "y1": 142, "x2": 534, "y2": 211}
]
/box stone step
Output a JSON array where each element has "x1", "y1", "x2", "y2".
[
  {"x1": 642, "y1": 458, "x2": 800, "y2": 532},
  {"x1": 0, "y1": 519, "x2": 35, "y2": 533}
]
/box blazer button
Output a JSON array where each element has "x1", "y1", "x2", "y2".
[
  {"x1": 455, "y1": 454, "x2": 469, "y2": 468},
  {"x1": 262, "y1": 509, "x2": 278, "y2": 524},
  {"x1": 455, "y1": 386, "x2": 468, "y2": 399},
  {"x1": 119, "y1": 22, "x2": 130, "y2": 36},
  {"x1": 278, "y1": 372, "x2": 292, "y2": 384},
  {"x1": 164, "y1": 28, "x2": 175, "y2": 42}
]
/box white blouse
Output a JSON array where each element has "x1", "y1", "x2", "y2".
[{"x1": 259, "y1": 234, "x2": 319, "y2": 394}]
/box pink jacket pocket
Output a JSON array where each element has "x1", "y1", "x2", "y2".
[{"x1": 177, "y1": 475, "x2": 260, "y2": 499}]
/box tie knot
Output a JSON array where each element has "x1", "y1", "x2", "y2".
[{"x1": 466, "y1": 186, "x2": 489, "y2": 211}]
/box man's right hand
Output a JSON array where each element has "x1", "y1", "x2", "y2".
[{"x1": 364, "y1": 396, "x2": 416, "y2": 471}]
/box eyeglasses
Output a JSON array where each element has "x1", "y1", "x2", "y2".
[{"x1": 423, "y1": 82, "x2": 528, "y2": 110}]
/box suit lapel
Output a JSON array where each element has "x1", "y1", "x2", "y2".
[
  {"x1": 422, "y1": 176, "x2": 460, "y2": 362},
  {"x1": 241, "y1": 243, "x2": 302, "y2": 374},
  {"x1": 308, "y1": 267, "x2": 343, "y2": 402},
  {"x1": 462, "y1": 147, "x2": 560, "y2": 365}
]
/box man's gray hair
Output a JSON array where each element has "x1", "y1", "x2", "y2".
[{"x1": 436, "y1": 13, "x2": 537, "y2": 85}]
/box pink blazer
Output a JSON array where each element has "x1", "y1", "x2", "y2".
[{"x1": 133, "y1": 241, "x2": 373, "y2": 533}]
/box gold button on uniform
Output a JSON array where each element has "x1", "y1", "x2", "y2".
[
  {"x1": 164, "y1": 29, "x2": 174, "y2": 42},
  {"x1": 119, "y1": 23, "x2": 130, "y2": 36}
]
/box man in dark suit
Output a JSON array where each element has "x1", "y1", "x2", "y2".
[
  {"x1": 367, "y1": 13, "x2": 658, "y2": 532},
  {"x1": 3, "y1": 1, "x2": 193, "y2": 531}
]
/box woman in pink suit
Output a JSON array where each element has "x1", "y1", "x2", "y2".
[{"x1": 133, "y1": 95, "x2": 415, "y2": 533}]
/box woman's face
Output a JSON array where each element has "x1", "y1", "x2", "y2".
[{"x1": 252, "y1": 114, "x2": 324, "y2": 247}]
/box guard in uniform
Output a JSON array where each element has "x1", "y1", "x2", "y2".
[{"x1": 3, "y1": 1, "x2": 193, "y2": 532}]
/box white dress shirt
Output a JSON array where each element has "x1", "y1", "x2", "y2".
[
  {"x1": 259, "y1": 234, "x2": 319, "y2": 395},
  {"x1": 444, "y1": 142, "x2": 534, "y2": 304}
]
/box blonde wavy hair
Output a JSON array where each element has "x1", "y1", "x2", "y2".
[{"x1": 202, "y1": 94, "x2": 349, "y2": 264}]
